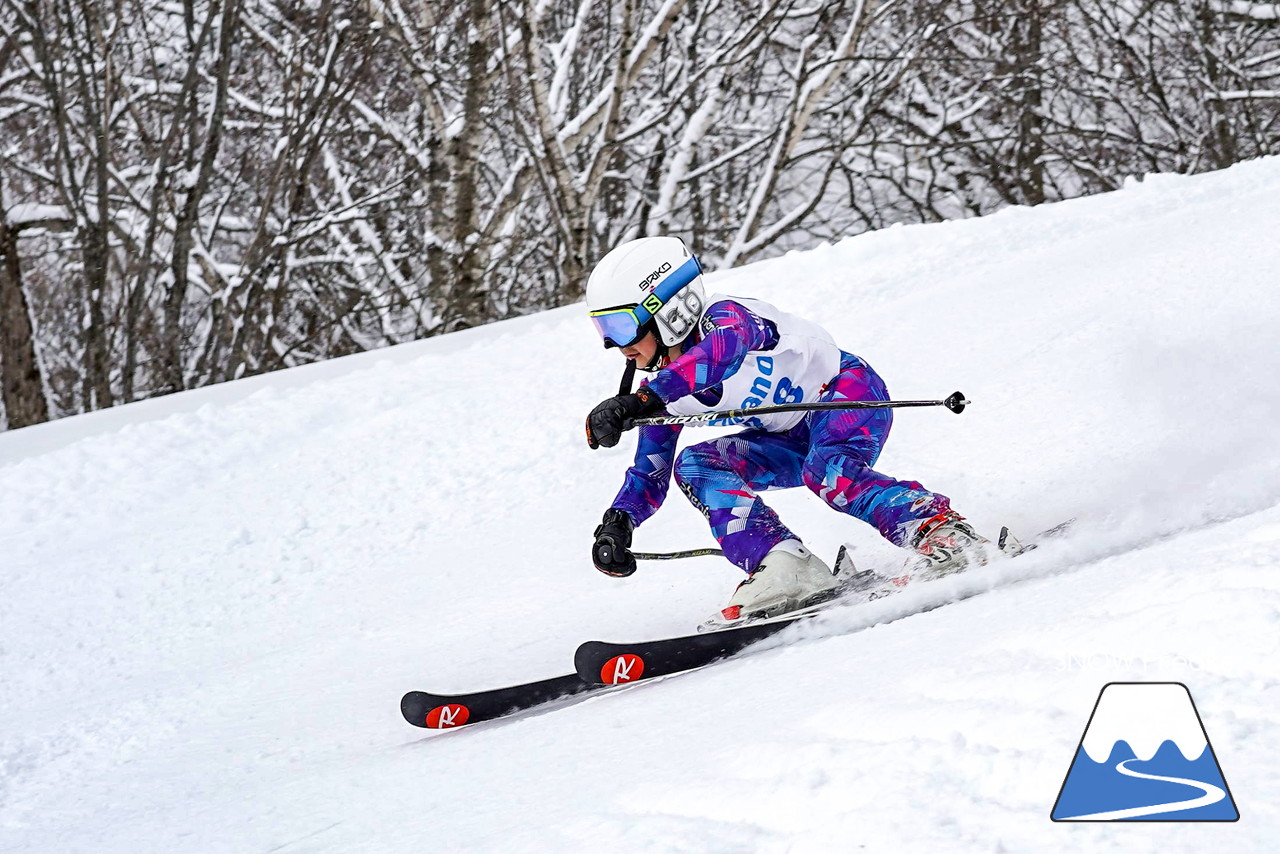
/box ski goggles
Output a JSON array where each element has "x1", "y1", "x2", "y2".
[{"x1": 589, "y1": 257, "x2": 702, "y2": 348}]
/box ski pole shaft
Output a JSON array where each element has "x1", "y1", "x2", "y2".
[
  {"x1": 626, "y1": 390, "x2": 969, "y2": 428},
  {"x1": 633, "y1": 547, "x2": 724, "y2": 561}
]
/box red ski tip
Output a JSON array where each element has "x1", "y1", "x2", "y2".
[
  {"x1": 425, "y1": 704, "x2": 471, "y2": 728},
  {"x1": 601, "y1": 654, "x2": 645, "y2": 684}
]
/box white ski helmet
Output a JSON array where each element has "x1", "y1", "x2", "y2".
[{"x1": 586, "y1": 236, "x2": 706, "y2": 349}]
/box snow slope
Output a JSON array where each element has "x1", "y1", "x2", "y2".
[{"x1": 3, "y1": 158, "x2": 1280, "y2": 852}]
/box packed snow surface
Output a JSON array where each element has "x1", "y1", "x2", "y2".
[{"x1": 4, "y1": 159, "x2": 1280, "y2": 852}]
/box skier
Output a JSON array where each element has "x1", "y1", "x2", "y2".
[{"x1": 584, "y1": 235, "x2": 992, "y2": 625}]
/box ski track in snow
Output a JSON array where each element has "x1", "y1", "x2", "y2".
[{"x1": 4, "y1": 158, "x2": 1280, "y2": 852}]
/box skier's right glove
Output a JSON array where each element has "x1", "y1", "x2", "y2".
[
  {"x1": 592, "y1": 508, "x2": 636, "y2": 577},
  {"x1": 585, "y1": 386, "x2": 664, "y2": 449}
]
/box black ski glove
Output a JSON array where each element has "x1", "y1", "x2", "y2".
[
  {"x1": 585, "y1": 386, "x2": 664, "y2": 449},
  {"x1": 592, "y1": 508, "x2": 636, "y2": 577}
]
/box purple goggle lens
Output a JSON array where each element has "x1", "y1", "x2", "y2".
[{"x1": 589, "y1": 307, "x2": 645, "y2": 348}]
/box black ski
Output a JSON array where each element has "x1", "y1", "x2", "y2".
[
  {"x1": 575, "y1": 520, "x2": 1074, "y2": 687},
  {"x1": 404, "y1": 520, "x2": 1077, "y2": 725},
  {"x1": 401, "y1": 673, "x2": 592, "y2": 729},
  {"x1": 575, "y1": 614, "x2": 807, "y2": 686}
]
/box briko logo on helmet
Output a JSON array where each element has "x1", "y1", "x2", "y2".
[{"x1": 638, "y1": 262, "x2": 673, "y2": 290}]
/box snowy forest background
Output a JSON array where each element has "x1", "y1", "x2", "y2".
[{"x1": 1, "y1": 0, "x2": 1278, "y2": 431}]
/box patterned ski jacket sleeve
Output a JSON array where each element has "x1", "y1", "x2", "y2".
[
  {"x1": 645, "y1": 300, "x2": 780, "y2": 404},
  {"x1": 609, "y1": 300, "x2": 779, "y2": 526},
  {"x1": 609, "y1": 422, "x2": 682, "y2": 527}
]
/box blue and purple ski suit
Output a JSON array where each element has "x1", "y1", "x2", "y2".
[{"x1": 610, "y1": 298, "x2": 951, "y2": 573}]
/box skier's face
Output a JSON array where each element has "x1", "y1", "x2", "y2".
[{"x1": 620, "y1": 331, "x2": 660, "y2": 367}]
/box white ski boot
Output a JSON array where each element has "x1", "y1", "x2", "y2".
[
  {"x1": 712, "y1": 540, "x2": 842, "y2": 627},
  {"x1": 908, "y1": 511, "x2": 992, "y2": 579}
]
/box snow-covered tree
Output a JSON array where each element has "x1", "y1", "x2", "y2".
[{"x1": 1, "y1": 0, "x2": 1276, "y2": 429}]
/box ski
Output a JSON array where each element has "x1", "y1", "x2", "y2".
[
  {"x1": 574, "y1": 520, "x2": 1074, "y2": 687},
  {"x1": 401, "y1": 673, "x2": 592, "y2": 729},
  {"x1": 576, "y1": 613, "x2": 809, "y2": 686},
  {"x1": 404, "y1": 519, "x2": 1077, "y2": 725}
]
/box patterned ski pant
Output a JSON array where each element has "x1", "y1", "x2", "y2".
[{"x1": 672, "y1": 353, "x2": 951, "y2": 573}]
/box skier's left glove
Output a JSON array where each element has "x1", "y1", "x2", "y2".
[
  {"x1": 592, "y1": 508, "x2": 636, "y2": 577},
  {"x1": 585, "y1": 386, "x2": 664, "y2": 449}
]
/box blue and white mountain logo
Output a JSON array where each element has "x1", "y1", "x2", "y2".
[{"x1": 1051, "y1": 682, "x2": 1239, "y2": 821}]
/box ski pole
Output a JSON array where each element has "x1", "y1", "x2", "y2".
[
  {"x1": 633, "y1": 547, "x2": 724, "y2": 561},
  {"x1": 625, "y1": 390, "x2": 969, "y2": 428}
]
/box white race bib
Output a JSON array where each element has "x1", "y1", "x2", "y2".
[{"x1": 665, "y1": 295, "x2": 842, "y2": 432}]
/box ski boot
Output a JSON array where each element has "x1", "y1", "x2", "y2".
[
  {"x1": 708, "y1": 540, "x2": 842, "y2": 628},
  {"x1": 908, "y1": 510, "x2": 993, "y2": 580}
]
